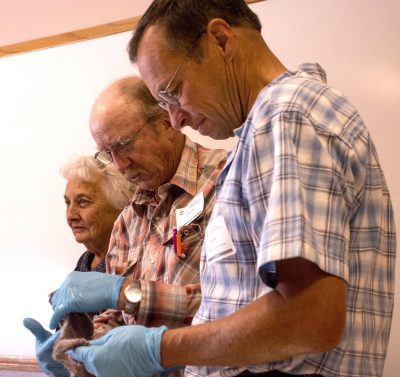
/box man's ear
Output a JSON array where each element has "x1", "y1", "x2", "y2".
[
  {"x1": 206, "y1": 18, "x2": 236, "y2": 61},
  {"x1": 161, "y1": 111, "x2": 172, "y2": 128},
  {"x1": 162, "y1": 115, "x2": 182, "y2": 141},
  {"x1": 160, "y1": 112, "x2": 176, "y2": 137}
]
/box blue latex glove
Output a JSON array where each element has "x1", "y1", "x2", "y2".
[
  {"x1": 49, "y1": 271, "x2": 124, "y2": 329},
  {"x1": 23, "y1": 317, "x2": 69, "y2": 377},
  {"x1": 68, "y1": 325, "x2": 168, "y2": 377}
]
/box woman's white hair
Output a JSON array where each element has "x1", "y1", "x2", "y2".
[{"x1": 60, "y1": 155, "x2": 136, "y2": 210}]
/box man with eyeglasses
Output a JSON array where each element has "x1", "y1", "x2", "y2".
[
  {"x1": 89, "y1": 75, "x2": 226, "y2": 334},
  {"x1": 46, "y1": 1, "x2": 395, "y2": 377},
  {"x1": 27, "y1": 75, "x2": 226, "y2": 377}
]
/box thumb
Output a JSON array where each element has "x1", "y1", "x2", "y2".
[
  {"x1": 49, "y1": 311, "x2": 64, "y2": 330},
  {"x1": 23, "y1": 318, "x2": 52, "y2": 343}
]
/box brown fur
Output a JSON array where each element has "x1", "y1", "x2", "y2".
[{"x1": 52, "y1": 313, "x2": 94, "y2": 377}]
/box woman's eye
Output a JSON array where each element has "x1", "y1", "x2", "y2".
[{"x1": 78, "y1": 199, "x2": 90, "y2": 207}]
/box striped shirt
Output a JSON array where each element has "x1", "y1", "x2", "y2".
[
  {"x1": 93, "y1": 136, "x2": 226, "y2": 334},
  {"x1": 188, "y1": 63, "x2": 396, "y2": 377}
]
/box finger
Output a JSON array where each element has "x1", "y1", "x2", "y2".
[
  {"x1": 23, "y1": 318, "x2": 51, "y2": 343},
  {"x1": 87, "y1": 336, "x2": 109, "y2": 346},
  {"x1": 67, "y1": 335, "x2": 109, "y2": 361},
  {"x1": 67, "y1": 346, "x2": 87, "y2": 363},
  {"x1": 68, "y1": 347, "x2": 98, "y2": 376}
]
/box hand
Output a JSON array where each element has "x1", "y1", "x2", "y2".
[
  {"x1": 49, "y1": 271, "x2": 124, "y2": 329},
  {"x1": 23, "y1": 318, "x2": 69, "y2": 377},
  {"x1": 69, "y1": 325, "x2": 168, "y2": 377}
]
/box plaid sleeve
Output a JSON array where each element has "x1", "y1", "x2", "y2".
[
  {"x1": 136, "y1": 280, "x2": 201, "y2": 328},
  {"x1": 249, "y1": 111, "x2": 354, "y2": 284}
]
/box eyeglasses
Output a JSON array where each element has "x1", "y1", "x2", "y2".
[
  {"x1": 158, "y1": 57, "x2": 188, "y2": 110},
  {"x1": 94, "y1": 123, "x2": 147, "y2": 164}
]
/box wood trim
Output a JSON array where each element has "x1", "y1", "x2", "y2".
[
  {"x1": 0, "y1": 355, "x2": 40, "y2": 372},
  {"x1": 0, "y1": 17, "x2": 141, "y2": 58},
  {"x1": 0, "y1": 0, "x2": 265, "y2": 58}
]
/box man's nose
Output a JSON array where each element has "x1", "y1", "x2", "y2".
[
  {"x1": 168, "y1": 106, "x2": 189, "y2": 130},
  {"x1": 112, "y1": 152, "x2": 131, "y2": 174}
]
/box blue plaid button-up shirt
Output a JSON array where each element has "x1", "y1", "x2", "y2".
[{"x1": 188, "y1": 63, "x2": 396, "y2": 377}]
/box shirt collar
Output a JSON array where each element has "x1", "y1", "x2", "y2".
[
  {"x1": 168, "y1": 136, "x2": 198, "y2": 197},
  {"x1": 270, "y1": 62, "x2": 327, "y2": 86}
]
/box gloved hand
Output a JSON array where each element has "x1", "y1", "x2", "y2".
[
  {"x1": 23, "y1": 317, "x2": 69, "y2": 377},
  {"x1": 49, "y1": 271, "x2": 124, "y2": 329},
  {"x1": 68, "y1": 325, "x2": 168, "y2": 377}
]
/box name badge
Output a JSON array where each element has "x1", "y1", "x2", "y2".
[
  {"x1": 176, "y1": 191, "x2": 204, "y2": 230},
  {"x1": 205, "y1": 215, "x2": 236, "y2": 264}
]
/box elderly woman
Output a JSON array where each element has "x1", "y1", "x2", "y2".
[
  {"x1": 23, "y1": 156, "x2": 136, "y2": 377},
  {"x1": 60, "y1": 155, "x2": 135, "y2": 272}
]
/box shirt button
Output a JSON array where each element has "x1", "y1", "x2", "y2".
[{"x1": 155, "y1": 216, "x2": 160, "y2": 221}]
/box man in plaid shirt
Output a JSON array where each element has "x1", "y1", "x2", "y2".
[{"x1": 90, "y1": 76, "x2": 226, "y2": 334}]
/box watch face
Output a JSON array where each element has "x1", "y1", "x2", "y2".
[{"x1": 125, "y1": 285, "x2": 141, "y2": 303}]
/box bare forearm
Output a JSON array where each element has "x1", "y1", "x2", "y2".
[{"x1": 161, "y1": 268, "x2": 345, "y2": 368}]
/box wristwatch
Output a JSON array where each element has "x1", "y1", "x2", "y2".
[{"x1": 123, "y1": 280, "x2": 142, "y2": 315}]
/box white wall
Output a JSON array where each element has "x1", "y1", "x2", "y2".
[
  {"x1": 0, "y1": 0, "x2": 154, "y2": 46},
  {"x1": 0, "y1": 0, "x2": 399, "y2": 375}
]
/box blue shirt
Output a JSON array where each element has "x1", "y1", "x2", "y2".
[{"x1": 188, "y1": 63, "x2": 396, "y2": 377}]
